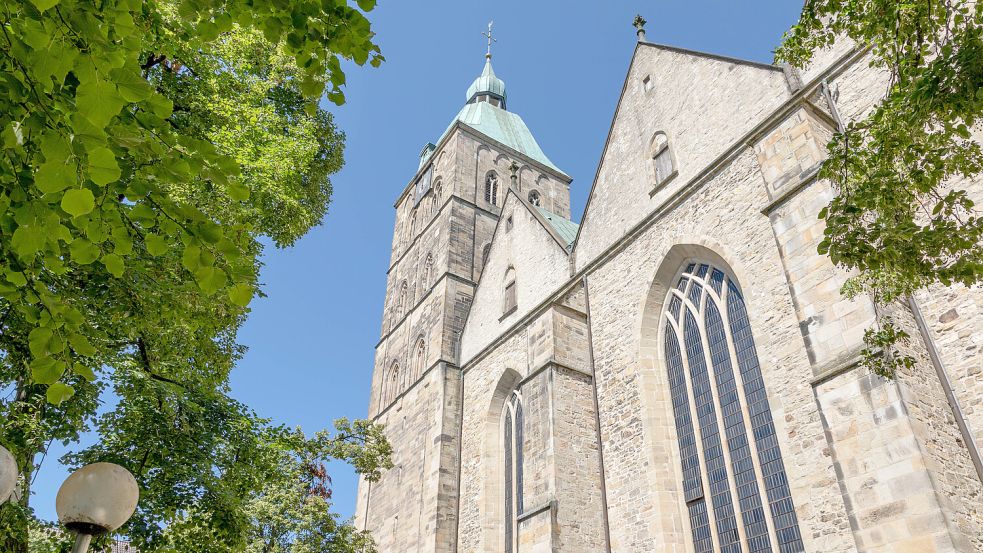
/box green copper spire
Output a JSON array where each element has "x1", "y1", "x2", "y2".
[{"x1": 465, "y1": 58, "x2": 507, "y2": 105}]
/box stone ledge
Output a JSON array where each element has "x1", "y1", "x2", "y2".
[{"x1": 517, "y1": 499, "x2": 555, "y2": 523}]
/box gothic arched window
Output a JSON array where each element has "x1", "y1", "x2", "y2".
[
  {"x1": 421, "y1": 253, "x2": 434, "y2": 294},
  {"x1": 650, "y1": 132, "x2": 676, "y2": 187},
  {"x1": 503, "y1": 267, "x2": 517, "y2": 315},
  {"x1": 485, "y1": 172, "x2": 500, "y2": 206},
  {"x1": 385, "y1": 362, "x2": 400, "y2": 405},
  {"x1": 413, "y1": 338, "x2": 426, "y2": 380},
  {"x1": 527, "y1": 190, "x2": 541, "y2": 207},
  {"x1": 502, "y1": 390, "x2": 524, "y2": 553},
  {"x1": 432, "y1": 180, "x2": 442, "y2": 212},
  {"x1": 663, "y1": 263, "x2": 803, "y2": 553},
  {"x1": 396, "y1": 281, "x2": 408, "y2": 319}
]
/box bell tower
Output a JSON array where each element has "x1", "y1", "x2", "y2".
[{"x1": 355, "y1": 26, "x2": 572, "y2": 552}]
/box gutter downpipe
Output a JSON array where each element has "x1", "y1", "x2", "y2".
[
  {"x1": 582, "y1": 275, "x2": 613, "y2": 552},
  {"x1": 907, "y1": 296, "x2": 983, "y2": 483}
]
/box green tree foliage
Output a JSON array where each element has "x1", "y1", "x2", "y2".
[
  {"x1": 777, "y1": 1, "x2": 983, "y2": 376},
  {"x1": 1, "y1": 0, "x2": 390, "y2": 549}
]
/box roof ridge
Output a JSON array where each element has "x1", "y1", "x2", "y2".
[{"x1": 639, "y1": 41, "x2": 782, "y2": 72}]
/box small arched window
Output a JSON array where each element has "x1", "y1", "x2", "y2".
[
  {"x1": 385, "y1": 362, "x2": 400, "y2": 405},
  {"x1": 432, "y1": 181, "x2": 442, "y2": 212},
  {"x1": 413, "y1": 338, "x2": 426, "y2": 380},
  {"x1": 503, "y1": 267, "x2": 517, "y2": 315},
  {"x1": 485, "y1": 172, "x2": 500, "y2": 206},
  {"x1": 395, "y1": 280, "x2": 408, "y2": 319},
  {"x1": 421, "y1": 253, "x2": 434, "y2": 293},
  {"x1": 650, "y1": 132, "x2": 676, "y2": 187},
  {"x1": 502, "y1": 390, "x2": 524, "y2": 553},
  {"x1": 410, "y1": 209, "x2": 418, "y2": 238},
  {"x1": 663, "y1": 263, "x2": 804, "y2": 552},
  {"x1": 527, "y1": 190, "x2": 541, "y2": 207}
]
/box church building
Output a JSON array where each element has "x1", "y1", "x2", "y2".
[{"x1": 355, "y1": 19, "x2": 983, "y2": 553}]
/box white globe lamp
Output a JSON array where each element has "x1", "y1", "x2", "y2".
[
  {"x1": 0, "y1": 445, "x2": 17, "y2": 504},
  {"x1": 56, "y1": 462, "x2": 139, "y2": 553}
]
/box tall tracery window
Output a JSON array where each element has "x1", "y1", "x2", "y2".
[
  {"x1": 651, "y1": 132, "x2": 676, "y2": 187},
  {"x1": 485, "y1": 172, "x2": 500, "y2": 206},
  {"x1": 502, "y1": 390, "x2": 524, "y2": 553},
  {"x1": 663, "y1": 263, "x2": 804, "y2": 553}
]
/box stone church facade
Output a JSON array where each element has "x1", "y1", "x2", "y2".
[{"x1": 355, "y1": 24, "x2": 983, "y2": 553}]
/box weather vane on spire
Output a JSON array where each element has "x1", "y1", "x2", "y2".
[{"x1": 482, "y1": 21, "x2": 496, "y2": 59}]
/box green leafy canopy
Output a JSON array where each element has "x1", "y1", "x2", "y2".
[
  {"x1": 777, "y1": 0, "x2": 983, "y2": 376},
  {"x1": 1, "y1": 0, "x2": 390, "y2": 550}
]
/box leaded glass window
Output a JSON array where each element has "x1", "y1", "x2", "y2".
[
  {"x1": 503, "y1": 390, "x2": 524, "y2": 553},
  {"x1": 663, "y1": 263, "x2": 804, "y2": 553},
  {"x1": 485, "y1": 172, "x2": 500, "y2": 206}
]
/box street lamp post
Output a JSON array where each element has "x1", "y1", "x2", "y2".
[{"x1": 56, "y1": 462, "x2": 139, "y2": 553}]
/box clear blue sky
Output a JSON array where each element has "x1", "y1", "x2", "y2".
[{"x1": 32, "y1": 0, "x2": 803, "y2": 528}]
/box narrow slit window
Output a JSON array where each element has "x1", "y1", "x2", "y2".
[
  {"x1": 485, "y1": 172, "x2": 500, "y2": 206},
  {"x1": 503, "y1": 390, "x2": 523, "y2": 553}
]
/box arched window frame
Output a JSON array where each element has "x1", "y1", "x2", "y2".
[
  {"x1": 413, "y1": 337, "x2": 426, "y2": 380},
  {"x1": 527, "y1": 189, "x2": 541, "y2": 207},
  {"x1": 650, "y1": 131, "x2": 677, "y2": 188},
  {"x1": 420, "y1": 253, "x2": 434, "y2": 295},
  {"x1": 385, "y1": 361, "x2": 401, "y2": 405},
  {"x1": 503, "y1": 267, "x2": 517, "y2": 315},
  {"x1": 502, "y1": 390, "x2": 524, "y2": 553},
  {"x1": 395, "y1": 280, "x2": 408, "y2": 320},
  {"x1": 485, "y1": 172, "x2": 500, "y2": 206},
  {"x1": 661, "y1": 262, "x2": 804, "y2": 553},
  {"x1": 431, "y1": 179, "x2": 442, "y2": 212}
]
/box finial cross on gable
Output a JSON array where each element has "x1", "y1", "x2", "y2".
[{"x1": 482, "y1": 21, "x2": 496, "y2": 59}]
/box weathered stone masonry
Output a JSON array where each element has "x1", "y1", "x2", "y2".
[{"x1": 356, "y1": 29, "x2": 983, "y2": 553}]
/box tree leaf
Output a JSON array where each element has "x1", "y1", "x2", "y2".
[
  {"x1": 87, "y1": 147, "x2": 121, "y2": 185},
  {"x1": 73, "y1": 363, "x2": 96, "y2": 382},
  {"x1": 61, "y1": 188, "x2": 96, "y2": 217},
  {"x1": 69, "y1": 238, "x2": 100, "y2": 265},
  {"x1": 29, "y1": 327, "x2": 55, "y2": 357},
  {"x1": 69, "y1": 334, "x2": 97, "y2": 357},
  {"x1": 228, "y1": 283, "x2": 253, "y2": 307},
  {"x1": 11, "y1": 225, "x2": 47, "y2": 259},
  {"x1": 30, "y1": 356, "x2": 66, "y2": 385},
  {"x1": 110, "y1": 67, "x2": 153, "y2": 102},
  {"x1": 46, "y1": 382, "x2": 75, "y2": 405},
  {"x1": 76, "y1": 79, "x2": 125, "y2": 129},
  {"x1": 146, "y1": 233, "x2": 168, "y2": 256},
  {"x1": 29, "y1": 0, "x2": 60, "y2": 11},
  {"x1": 101, "y1": 253, "x2": 125, "y2": 277},
  {"x1": 35, "y1": 160, "x2": 75, "y2": 194}
]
